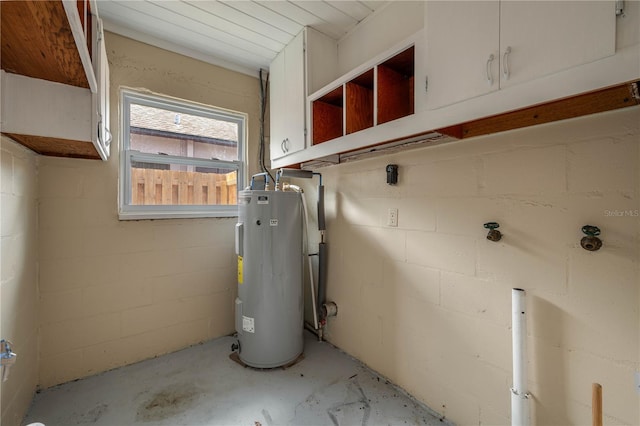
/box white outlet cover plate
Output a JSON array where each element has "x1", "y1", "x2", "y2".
[{"x1": 387, "y1": 208, "x2": 398, "y2": 227}]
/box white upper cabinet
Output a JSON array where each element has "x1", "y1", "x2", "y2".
[
  {"x1": 425, "y1": 1, "x2": 617, "y2": 109},
  {"x1": 499, "y1": 1, "x2": 616, "y2": 87},
  {"x1": 423, "y1": 1, "x2": 499, "y2": 109},
  {"x1": 270, "y1": 31, "x2": 305, "y2": 161},
  {"x1": 270, "y1": 28, "x2": 337, "y2": 162},
  {"x1": 269, "y1": 45, "x2": 288, "y2": 161}
]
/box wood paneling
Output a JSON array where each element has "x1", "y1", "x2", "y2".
[
  {"x1": 346, "y1": 70, "x2": 374, "y2": 135},
  {"x1": 346, "y1": 82, "x2": 373, "y2": 134},
  {"x1": 377, "y1": 46, "x2": 415, "y2": 125},
  {"x1": 3, "y1": 133, "x2": 100, "y2": 159},
  {"x1": 313, "y1": 102, "x2": 343, "y2": 145},
  {"x1": 460, "y1": 82, "x2": 640, "y2": 139},
  {"x1": 377, "y1": 65, "x2": 414, "y2": 125},
  {"x1": 380, "y1": 45, "x2": 414, "y2": 76},
  {"x1": 313, "y1": 86, "x2": 344, "y2": 145},
  {"x1": 1, "y1": 0, "x2": 89, "y2": 88}
]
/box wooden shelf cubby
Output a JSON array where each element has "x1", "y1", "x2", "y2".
[
  {"x1": 310, "y1": 44, "x2": 415, "y2": 146},
  {"x1": 312, "y1": 86, "x2": 343, "y2": 145},
  {"x1": 377, "y1": 46, "x2": 415, "y2": 125},
  {"x1": 345, "y1": 69, "x2": 374, "y2": 135}
]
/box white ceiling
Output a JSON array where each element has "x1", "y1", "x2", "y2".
[{"x1": 96, "y1": 1, "x2": 389, "y2": 76}]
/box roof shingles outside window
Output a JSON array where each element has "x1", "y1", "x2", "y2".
[{"x1": 130, "y1": 104, "x2": 238, "y2": 143}]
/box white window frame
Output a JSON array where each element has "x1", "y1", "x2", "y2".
[{"x1": 119, "y1": 88, "x2": 246, "y2": 220}]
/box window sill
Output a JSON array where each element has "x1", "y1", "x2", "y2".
[{"x1": 118, "y1": 208, "x2": 238, "y2": 221}]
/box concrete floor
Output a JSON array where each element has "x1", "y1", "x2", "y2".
[{"x1": 24, "y1": 332, "x2": 447, "y2": 426}]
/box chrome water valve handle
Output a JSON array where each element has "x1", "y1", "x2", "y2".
[{"x1": 0, "y1": 340, "x2": 17, "y2": 382}]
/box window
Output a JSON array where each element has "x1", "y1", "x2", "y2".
[{"x1": 119, "y1": 89, "x2": 246, "y2": 219}]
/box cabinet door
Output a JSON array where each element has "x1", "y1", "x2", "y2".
[
  {"x1": 305, "y1": 27, "x2": 338, "y2": 95},
  {"x1": 97, "y1": 20, "x2": 111, "y2": 158},
  {"x1": 269, "y1": 49, "x2": 287, "y2": 161},
  {"x1": 91, "y1": 17, "x2": 111, "y2": 160},
  {"x1": 269, "y1": 31, "x2": 306, "y2": 161},
  {"x1": 425, "y1": 1, "x2": 499, "y2": 109},
  {"x1": 499, "y1": 1, "x2": 616, "y2": 89},
  {"x1": 283, "y1": 31, "x2": 305, "y2": 154}
]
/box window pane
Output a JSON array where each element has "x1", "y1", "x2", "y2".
[
  {"x1": 129, "y1": 104, "x2": 239, "y2": 161},
  {"x1": 130, "y1": 162, "x2": 237, "y2": 206}
]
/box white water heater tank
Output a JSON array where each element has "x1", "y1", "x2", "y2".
[{"x1": 234, "y1": 189, "x2": 304, "y2": 368}]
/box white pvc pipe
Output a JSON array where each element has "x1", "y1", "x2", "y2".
[{"x1": 511, "y1": 288, "x2": 530, "y2": 426}]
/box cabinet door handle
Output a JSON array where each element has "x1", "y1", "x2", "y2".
[
  {"x1": 97, "y1": 117, "x2": 112, "y2": 148},
  {"x1": 281, "y1": 138, "x2": 290, "y2": 153},
  {"x1": 502, "y1": 46, "x2": 512, "y2": 80},
  {"x1": 104, "y1": 128, "x2": 112, "y2": 148},
  {"x1": 486, "y1": 54, "x2": 495, "y2": 86}
]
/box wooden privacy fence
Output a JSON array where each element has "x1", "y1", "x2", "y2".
[{"x1": 131, "y1": 168, "x2": 237, "y2": 205}]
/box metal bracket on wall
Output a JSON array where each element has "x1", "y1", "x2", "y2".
[{"x1": 615, "y1": 0, "x2": 624, "y2": 16}]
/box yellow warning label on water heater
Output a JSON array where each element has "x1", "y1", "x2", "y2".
[{"x1": 237, "y1": 256, "x2": 243, "y2": 284}]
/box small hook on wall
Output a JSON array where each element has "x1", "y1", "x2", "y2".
[
  {"x1": 581, "y1": 225, "x2": 602, "y2": 251},
  {"x1": 484, "y1": 222, "x2": 502, "y2": 242}
]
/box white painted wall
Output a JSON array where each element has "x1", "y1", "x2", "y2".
[
  {"x1": 337, "y1": 1, "x2": 424, "y2": 75},
  {"x1": 0, "y1": 136, "x2": 39, "y2": 425},
  {"x1": 36, "y1": 32, "x2": 263, "y2": 388},
  {"x1": 307, "y1": 4, "x2": 639, "y2": 423},
  {"x1": 312, "y1": 106, "x2": 639, "y2": 425}
]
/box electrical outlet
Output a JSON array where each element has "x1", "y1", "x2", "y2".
[{"x1": 387, "y1": 208, "x2": 398, "y2": 227}]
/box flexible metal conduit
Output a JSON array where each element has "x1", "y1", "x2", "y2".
[{"x1": 277, "y1": 168, "x2": 331, "y2": 333}]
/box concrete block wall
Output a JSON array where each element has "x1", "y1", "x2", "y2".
[
  {"x1": 317, "y1": 106, "x2": 640, "y2": 425},
  {"x1": 36, "y1": 32, "x2": 262, "y2": 388},
  {"x1": 36, "y1": 156, "x2": 237, "y2": 386},
  {"x1": 0, "y1": 136, "x2": 39, "y2": 425}
]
